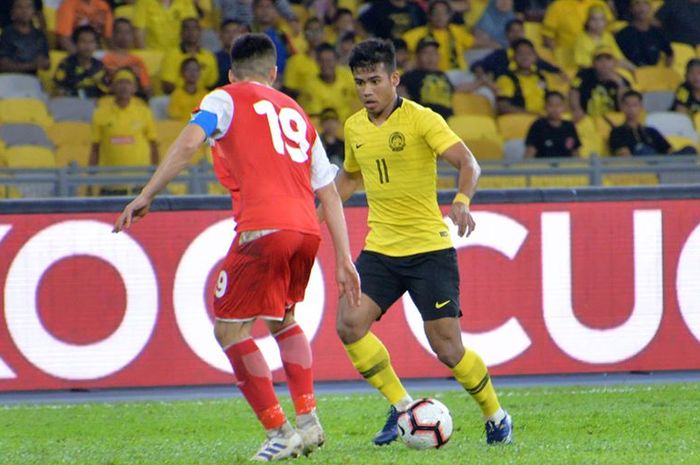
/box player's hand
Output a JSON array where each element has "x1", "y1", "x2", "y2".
[
  {"x1": 448, "y1": 201, "x2": 475, "y2": 237},
  {"x1": 336, "y1": 257, "x2": 361, "y2": 307},
  {"x1": 113, "y1": 195, "x2": 153, "y2": 233}
]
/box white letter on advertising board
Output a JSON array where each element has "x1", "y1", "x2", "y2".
[
  {"x1": 677, "y1": 223, "x2": 700, "y2": 343},
  {"x1": 403, "y1": 212, "x2": 531, "y2": 366},
  {"x1": 173, "y1": 220, "x2": 325, "y2": 373},
  {"x1": 542, "y1": 210, "x2": 663, "y2": 363},
  {"x1": 4, "y1": 221, "x2": 158, "y2": 379}
]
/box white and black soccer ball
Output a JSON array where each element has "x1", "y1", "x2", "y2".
[{"x1": 397, "y1": 398, "x2": 453, "y2": 449}]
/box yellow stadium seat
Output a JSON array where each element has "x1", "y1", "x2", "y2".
[
  {"x1": 4, "y1": 145, "x2": 56, "y2": 168},
  {"x1": 529, "y1": 174, "x2": 590, "y2": 188},
  {"x1": 47, "y1": 122, "x2": 92, "y2": 147},
  {"x1": 671, "y1": 42, "x2": 698, "y2": 79},
  {"x1": 478, "y1": 175, "x2": 528, "y2": 189},
  {"x1": 603, "y1": 173, "x2": 659, "y2": 186},
  {"x1": 452, "y1": 92, "x2": 494, "y2": 116},
  {"x1": 55, "y1": 144, "x2": 92, "y2": 167},
  {"x1": 497, "y1": 113, "x2": 538, "y2": 141},
  {"x1": 593, "y1": 113, "x2": 625, "y2": 155},
  {"x1": 693, "y1": 112, "x2": 700, "y2": 131},
  {"x1": 114, "y1": 5, "x2": 135, "y2": 20},
  {"x1": 448, "y1": 114, "x2": 500, "y2": 142},
  {"x1": 0, "y1": 98, "x2": 53, "y2": 128},
  {"x1": 38, "y1": 50, "x2": 68, "y2": 94},
  {"x1": 437, "y1": 175, "x2": 457, "y2": 189},
  {"x1": 156, "y1": 120, "x2": 183, "y2": 151},
  {"x1": 464, "y1": 137, "x2": 503, "y2": 160},
  {"x1": 665, "y1": 135, "x2": 698, "y2": 152},
  {"x1": 634, "y1": 66, "x2": 682, "y2": 92}
]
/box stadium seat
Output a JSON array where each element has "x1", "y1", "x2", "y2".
[
  {"x1": 452, "y1": 92, "x2": 494, "y2": 116},
  {"x1": 694, "y1": 113, "x2": 700, "y2": 131},
  {"x1": 642, "y1": 91, "x2": 675, "y2": 113},
  {"x1": 464, "y1": 137, "x2": 503, "y2": 160},
  {"x1": 646, "y1": 112, "x2": 699, "y2": 143},
  {"x1": 671, "y1": 42, "x2": 697, "y2": 78},
  {"x1": 0, "y1": 74, "x2": 47, "y2": 101},
  {"x1": 634, "y1": 66, "x2": 682, "y2": 92},
  {"x1": 464, "y1": 48, "x2": 493, "y2": 67},
  {"x1": 497, "y1": 113, "x2": 538, "y2": 141},
  {"x1": 0, "y1": 98, "x2": 53, "y2": 128},
  {"x1": 437, "y1": 175, "x2": 457, "y2": 189},
  {"x1": 665, "y1": 135, "x2": 698, "y2": 152},
  {"x1": 47, "y1": 121, "x2": 92, "y2": 147},
  {"x1": 149, "y1": 95, "x2": 171, "y2": 120},
  {"x1": 0, "y1": 124, "x2": 54, "y2": 149},
  {"x1": 156, "y1": 120, "x2": 183, "y2": 151},
  {"x1": 38, "y1": 50, "x2": 68, "y2": 93},
  {"x1": 55, "y1": 144, "x2": 92, "y2": 167},
  {"x1": 4, "y1": 145, "x2": 57, "y2": 198},
  {"x1": 603, "y1": 173, "x2": 659, "y2": 186},
  {"x1": 448, "y1": 114, "x2": 500, "y2": 142},
  {"x1": 49, "y1": 97, "x2": 97, "y2": 122},
  {"x1": 477, "y1": 175, "x2": 528, "y2": 189},
  {"x1": 503, "y1": 138, "x2": 526, "y2": 161}
]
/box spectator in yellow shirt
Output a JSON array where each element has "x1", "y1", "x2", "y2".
[
  {"x1": 496, "y1": 38, "x2": 549, "y2": 115},
  {"x1": 167, "y1": 57, "x2": 208, "y2": 120},
  {"x1": 298, "y1": 42, "x2": 358, "y2": 123},
  {"x1": 574, "y1": 6, "x2": 634, "y2": 71},
  {"x1": 542, "y1": 0, "x2": 614, "y2": 70},
  {"x1": 283, "y1": 17, "x2": 326, "y2": 98},
  {"x1": 403, "y1": 0, "x2": 475, "y2": 71},
  {"x1": 133, "y1": 0, "x2": 199, "y2": 50},
  {"x1": 160, "y1": 17, "x2": 218, "y2": 94},
  {"x1": 89, "y1": 68, "x2": 159, "y2": 195}
]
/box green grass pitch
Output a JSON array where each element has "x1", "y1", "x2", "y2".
[{"x1": 1, "y1": 383, "x2": 698, "y2": 465}]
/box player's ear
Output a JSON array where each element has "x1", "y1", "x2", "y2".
[
  {"x1": 391, "y1": 70, "x2": 401, "y2": 87},
  {"x1": 228, "y1": 69, "x2": 235, "y2": 83},
  {"x1": 268, "y1": 65, "x2": 278, "y2": 85}
]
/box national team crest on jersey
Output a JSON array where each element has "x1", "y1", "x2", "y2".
[{"x1": 389, "y1": 132, "x2": 406, "y2": 152}]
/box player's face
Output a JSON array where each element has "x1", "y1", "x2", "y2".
[
  {"x1": 545, "y1": 95, "x2": 565, "y2": 120},
  {"x1": 622, "y1": 96, "x2": 642, "y2": 121},
  {"x1": 352, "y1": 63, "x2": 400, "y2": 116},
  {"x1": 76, "y1": 32, "x2": 98, "y2": 57}
]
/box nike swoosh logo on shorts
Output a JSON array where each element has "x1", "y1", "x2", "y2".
[{"x1": 435, "y1": 300, "x2": 451, "y2": 309}]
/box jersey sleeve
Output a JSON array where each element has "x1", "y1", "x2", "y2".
[
  {"x1": 415, "y1": 106, "x2": 462, "y2": 155},
  {"x1": 310, "y1": 135, "x2": 339, "y2": 190},
  {"x1": 191, "y1": 89, "x2": 234, "y2": 140}
]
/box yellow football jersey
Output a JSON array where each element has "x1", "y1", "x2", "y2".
[{"x1": 344, "y1": 98, "x2": 461, "y2": 257}]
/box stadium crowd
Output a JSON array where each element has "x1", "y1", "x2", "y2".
[{"x1": 1, "y1": 0, "x2": 699, "y2": 196}]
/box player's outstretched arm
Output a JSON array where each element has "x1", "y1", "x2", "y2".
[
  {"x1": 316, "y1": 181, "x2": 361, "y2": 307},
  {"x1": 440, "y1": 141, "x2": 481, "y2": 237},
  {"x1": 113, "y1": 124, "x2": 206, "y2": 233}
]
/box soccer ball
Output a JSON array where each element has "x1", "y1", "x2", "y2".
[{"x1": 397, "y1": 398, "x2": 453, "y2": 449}]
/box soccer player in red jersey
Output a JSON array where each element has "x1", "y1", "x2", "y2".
[{"x1": 114, "y1": 33, "x2": 361, "y2": 462}]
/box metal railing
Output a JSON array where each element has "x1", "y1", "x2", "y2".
[{"x1": 0, "y1": 155, "x2": 699, "y2": 198}]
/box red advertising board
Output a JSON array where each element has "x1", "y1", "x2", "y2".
[{"x1": 0, "y1": 199, "x2": 699, "y2": 391}]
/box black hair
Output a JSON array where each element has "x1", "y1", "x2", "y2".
[
  {"x1": 316, "y1": 42, "x2": 337, "y2": 56},
  {"x1": 349, "y1": 38, "x2": 396, "y2": 73},
  {"x1": 544, "y1": 90, "x2": 565, "y2": 102},
  {"x1": 391, "y1": 37, "x2": 408, "y2": 52},
  {"x1": 304, "y1": 16, "x2": 322, "y2": 30},
  {"x1": 686, "y1": 58, "x2": 700, "y2": 74},
  {"x1": 221, "y1": 18, "x2": 245, "y2": 29},
  {"x1": 113, "y1": 17, "x2": 132, "y2": 29},
  {"x1": 180, "y1": 57, "x2": 201, "y2": 73},
  {"x1": 428, "y1": 0, "x2": 451, "y2": 15},
  {"x1": 621, "y1": 89, "x2": 643, "y2": 102},
  {"x1": 511, "y1": 38, "x2": 535, "y2": 51},
  {"x1": 229, "y1": 33, "x2": 277, "y2": 78},
  {"x1": 505, "y1": 18, "x2": 524, "y2": 33},
  {"x1": 181, "y1": 16, "x2": 200, "y2": 30},
  {"x1": 71, "y1": 25, "x2": 99, "y2": 44},
  {"x1": 334, "y1": 8, "x2": 353, "y2": 21}
]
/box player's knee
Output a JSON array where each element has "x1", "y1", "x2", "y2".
[{"x1": 434, "y1": 344, "x2": 465, "y2": 368}]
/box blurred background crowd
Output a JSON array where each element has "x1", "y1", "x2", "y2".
[{"x1": 1, "y1": 0, "x2": 700, "y2": 196}]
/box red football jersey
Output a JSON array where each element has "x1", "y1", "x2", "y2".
[{"x1": 205, "y1": 82, "x2": 327, "y2": 235}]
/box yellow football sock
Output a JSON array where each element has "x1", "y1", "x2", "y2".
[
  {"x1": 451, "y1": 349, "x2": 501, "y2": 417},
  {"x1": 344, "y1": 332, "x2": 408, "y2": 405}
]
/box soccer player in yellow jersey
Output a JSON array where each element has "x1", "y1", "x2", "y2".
[{"x1": 334, "y1": 39, "x2": 513, "y2": 446}]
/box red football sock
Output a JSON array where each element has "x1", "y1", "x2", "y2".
[
  {"x1": 225, "y1": 338, "x2": 286, "y2": 430},
  {"x1": 274, "y1": 323, "x2": 316, "y2": 415}
]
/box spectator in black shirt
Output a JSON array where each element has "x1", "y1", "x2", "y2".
[
  {"x1": 0, "y1": 0, "x2": 49, "y2": 75},
  {"x1": 615, "y1": 0, "x2": 672, "y2": 67},
  {"x1": 471, "y1": 19, "x2": 561, "y2": 79},
  {"x1": 525, "y1": 91, "x2": 581, "y2": 158},
  {"x1": 672, "y1": 58, "x2": 700, "y2": 119},
  {"x1": 359, "y1": 0, "x2": 426, "y2": 39},
  {"x1": 570, "y1": 45, "x2": 630, "y2": 120},
  {"x1": 319, "y1": 108, "x2": 345, "y2": 167},
  {"x1": 655, "y1": 0, "x2": 700, "y2": 47},
  {"x1": 54, "y1": 25, "x2": 108, "y2": 98},
  {"x1": 0, "y1": 0, "x2": 44, "y2": 30},
  {"x1": 609, "y1": 90, "x2": 673, "y2": 156},
  {"x1": 399, "y1": 36, "x2": 454, "y2": 118}
]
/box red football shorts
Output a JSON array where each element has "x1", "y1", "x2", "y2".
[{"x1": 213, "y1": 230, "x2": 321, "y2": 321}]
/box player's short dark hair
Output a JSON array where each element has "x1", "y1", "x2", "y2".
[
  {"x1": 621, "y1": 89, "x2": 643, "y2": 102},
  {"x1": 349, "y1": 39, "x2": 396, "y2": 73},
  {"x1": 229, "y1": 33, "x2": 277, "y2": 78},
  {"x1": 686, "y1": 58, "x2": 700, "y2": 74},
  {"x1": 114, "y1": 17, "x2": 132, "y2": 29},
  {"x1": 316, "y1": 42, "x2": 337, "y2": 56},
  {"x1": 505, "y1": 18, "x2": 524, "y2": 33},
  {"x1": 72, "y1": 25, "x2": 99, "y2": 44},
  {"x1": 544, "y1": 90, "x2": 565, "y2": 102},
  {"x1": 511, "y1": 38, "x2": 534, "y2": 51}
]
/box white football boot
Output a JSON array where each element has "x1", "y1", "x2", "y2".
[
  {"x1": 251, "y1": 422, "x2": 304, "y2": 462},
  {"x1": 296, "y1": 409, "x2": 325, "y2": 455}
]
